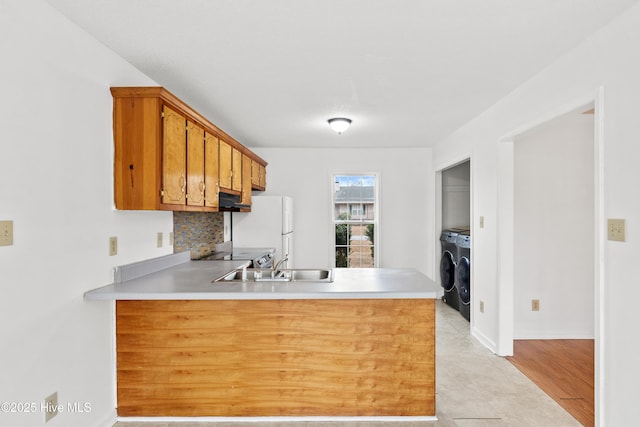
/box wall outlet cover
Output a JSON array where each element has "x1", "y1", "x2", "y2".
[
  {"x1": 109, "y1": 236, "x2": 118, "y2": 256},
  {"x1": 44, "y1": 392, "x2": 58, "y2": 422},
  {"x1": 0, "y1": 220, "x2": 13, "y2": 246},
  {"x1": 607, "y1": 218, "x2": 625, "y2": 242},
  {"x1": 531, "y1": 299, "x2": 540, "y2": 311}
]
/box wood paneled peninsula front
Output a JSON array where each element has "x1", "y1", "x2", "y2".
[{"x1": 85, "y1": 254, "x2": 438, "y2": 420}]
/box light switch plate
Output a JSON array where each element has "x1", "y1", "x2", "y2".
[
  {"x1": 157, "y1": 232, "x2": 163, "y2": 248},
  {"x1": 0, "y1": 220, "x2": 13, "y2": 246},
  {"x1": 608, "y1": 219, "x2": 625, "y2": 242}
]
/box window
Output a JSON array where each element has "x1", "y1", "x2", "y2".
[{"x1": 333, "y1": 174, "x2": 377, "y2": 268}]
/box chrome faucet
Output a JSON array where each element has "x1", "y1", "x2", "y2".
[{"x1": 272, "y1": 256, "x2": 289, "y2": 274}]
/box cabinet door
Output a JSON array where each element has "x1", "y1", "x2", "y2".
[
  {"x1": 241, "y1": 154, "x2": 252, "y2": 207},
  {"x1": 204, "y1": 133, "x2": 219, "y2": 208},
  {"x1": 186, "y1": 121, "x2": 205, "y2": 206},
  {"x1": 260, "y1": 164, "x2": 267, "y2": 189},
  {"x1": 219, "y1": 139, "x2": 232, "y2": 190},
  {"x1": 162, "y1": 105, "x2": 186, "y2": 205},
  {"x1": 232, "y1": 147, "x2": 242, "y2": 192},
  {"x1": 251, "y1": 160, "x2": 260, "y2": 187}
]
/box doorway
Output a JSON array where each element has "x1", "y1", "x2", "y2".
[
  {"x1": 510, "y1": 107, "x2": 596, "y2": 425},
  {"x1": 513, "y1": 108, "x2": 595, "y2": 340},
  {"x1": 438, "y1": 160, "x2": 471, "y2": 322},
  {"x1": 497, "y1": 94, "x2": 602, "y2": 425}
]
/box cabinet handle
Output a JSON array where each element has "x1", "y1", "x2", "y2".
[
  {"x1": 180, "y1": 175, "x2": 186, "y2": 193},
  {"x1": 200, "y1": 181, "x2": 205, "y2": 196}
]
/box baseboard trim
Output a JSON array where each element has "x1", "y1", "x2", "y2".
[
  {"x1": 472, "y1": 324, "x2": 498, "y2": 353},
  {"x1": 514, "y1": 332, "x2": 595, "y2": 340},
  {"x1": 116, "y1": 415, "x2": 439, "y2": 423},
  {"x1": 92, "y1": 409, "x2": 117, "y2": 427}
]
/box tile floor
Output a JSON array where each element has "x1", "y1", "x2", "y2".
[{"x1": 115, "y1": 300, "x2": 581, "y2": 427}]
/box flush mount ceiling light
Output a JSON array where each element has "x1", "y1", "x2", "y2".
[{"x1": 327, "y1": 117, "x2": 352, "y2": 134}]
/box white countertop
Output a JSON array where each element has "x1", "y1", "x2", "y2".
[{"x1": 84, "y1": 254, "x2": 439, "y2": 301}]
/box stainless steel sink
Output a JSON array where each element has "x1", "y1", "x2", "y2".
[
  {"x1": 215, "y1": 269, "x2": 264, "y2": 281},
  {"x1": 213, "y1": 268, "x2": 334, "y2": 283},
  {"x1": 289, "y1": 269, "x2": 333, "y2": 281}
]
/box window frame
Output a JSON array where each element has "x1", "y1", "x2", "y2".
[{"x1": 330, "y1": 172, "x2": 380, "y2": 268}]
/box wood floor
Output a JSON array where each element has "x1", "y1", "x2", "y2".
[{"x1": 506, "y1": 339, "x2": 594, "y2": 427}]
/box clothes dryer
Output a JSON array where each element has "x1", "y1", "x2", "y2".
[
  {"x1": 455, "y1": 231, "x2": 471, "y2": 322},
  {"x1": 439, "y1": 227, "x2": 468, "y2": 311}
]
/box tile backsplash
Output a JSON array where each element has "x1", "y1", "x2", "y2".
[{"x1": 173, "y1": 211, "x2": 225, "y2": 259}]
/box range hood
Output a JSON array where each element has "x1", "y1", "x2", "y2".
[{"x1": 219, "y1": 191, "x2": 250, "y2": 210}]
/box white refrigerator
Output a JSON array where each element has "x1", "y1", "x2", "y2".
[{"x1": 232, "y1": 196, "x2": 294, "y2": 268}]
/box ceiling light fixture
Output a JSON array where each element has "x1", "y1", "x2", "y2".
[{"x1": 327, "y1": 117, "x2": 352, "y2": 134}]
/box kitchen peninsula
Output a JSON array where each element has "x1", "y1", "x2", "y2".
[{"x1": 85, "y1": 253, "x2": 438, "y2": 419}]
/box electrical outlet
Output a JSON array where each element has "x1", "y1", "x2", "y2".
[
  {"x1": 169, "y1": 231, "x2": 174, "y2": 246},
  {"x1": 109, "y1": 236, "x2": 118, "y2": 256},
  {"x1": 0, "y1": 220, "x2": 13, "y2": 246},
  {"x1": 608, "y1": 219, "x2": 625, "y2": 242},
  {"x1": 479, "y1": 216, "x2": 485, "y2": 228},
  {"x1": 479, "y1": 300, "x2": 485, "y2": 313},
  {"x1": 531, "y1": 299, "x2": 540, "y2": 311},
  {"x1": 157, "y1": 232, "x2": 163, "y2": 248},
  {"x1": 43, "y1": 392, "x2": 59, "y2": 422}
]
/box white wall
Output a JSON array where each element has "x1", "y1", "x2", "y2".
[
  {"x1": 442, "y1": 161, "x2": 471, "y2": 230},
  {"x1": 514, "y1": 111, "x2": 594, "y2": 339},
  {"x1": 433, "y1": 3, "x2": 640, "y2": 424},
  {"x1": 250, "y1": 148, "x2": 433, "y2": 276},
  {"x1": 0, "y1": 1, "x2": 173, "y2": 426}
]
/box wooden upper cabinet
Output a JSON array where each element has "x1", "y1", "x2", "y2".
[
  {"x1": 161, "y1": 105, "x2": 187, "y2": 205},
  {"x1": 260, "y1": 164, "x2": 267, "y2": 189},
  {"x1": 111, "y1": 86, "x2": 267, "y2": 211},
  {"x1": 251, "y1": 161, "x2": 266, "y2": 191},
  {"x1": 219, "y1": 141, "x2": 243, "y2": 194},
  {"x1": 232, "y1": 147, "x2": 242, "y2": 192},
  {"x1": 241, "y1": 154, "x2": 252, "y2": 208},
  {"x1": 186, "y1": 120, "x2": 205, "y2": 206},
  {"x1": 219, "y1": 139, "x2": 233, "y2": 191},
  {"x1": 251, "y1": 160, "x2": 260, "y2": 187},
  {"x1": 204, "y1": 133, "x2": 219, "y2": 208}
]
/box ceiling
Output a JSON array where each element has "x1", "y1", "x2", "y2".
[{"x1": 46, "y1": 0, "x2": 637, "y2": 149}]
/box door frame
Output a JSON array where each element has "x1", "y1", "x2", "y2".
[
  {"x1": 435, "y1": 157, "x2": 472, "y2": 318},
  {"x1": 496, "y1": 87, "x2": 605, "y2": 424}
]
